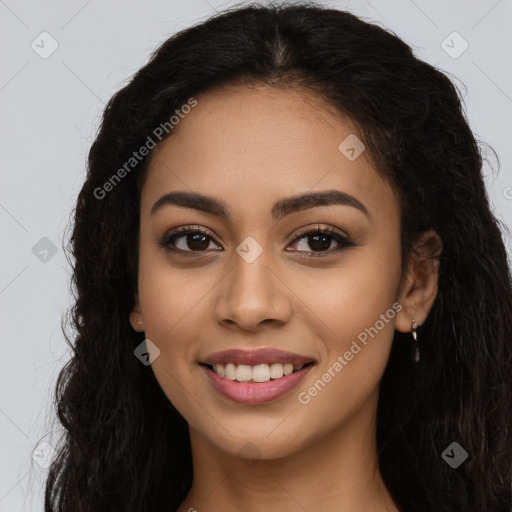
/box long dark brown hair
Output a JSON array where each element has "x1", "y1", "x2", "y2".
[{"x1": 44, "y1": 2, "x2": 512, "y2": 511}]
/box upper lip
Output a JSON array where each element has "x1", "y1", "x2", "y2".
[{"x1": 200, "y1": 348, "x2": 316, "y2": 367}]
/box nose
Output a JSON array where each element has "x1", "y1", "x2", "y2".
[{"x1": 213, "y1": 248, "x2": 292, "y2": 333}]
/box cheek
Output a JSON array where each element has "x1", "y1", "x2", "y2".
[
  {"x1": 136, "y1": 262, "x2": 211, "y2": 422},
  {"x1": 137, "y1": 244, "x2": 215, "y2": 344},
  {"x1": 306, "y1": 240, "x2": 402, "y2": 343},
  {"x1": 293, "y1": 259, "x2": 401, "y2": 440},
  {"x1": 136, "y1": 256, "x2": 218, "y2": 415},
  {"x1": 299, "y1": 238, "x2": 402, "y2": 415}
]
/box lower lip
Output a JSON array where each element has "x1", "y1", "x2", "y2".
[{"x1": 200, "y1": 364, "x2": 314, "y2": 404}]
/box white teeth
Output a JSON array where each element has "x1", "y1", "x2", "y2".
[
  {"x1": 216, "y1": 364, "x2": 226, "y2": 377},
  {"x1": 269, "y1": 363, "x2": 284, "y2": 379},
  {"x1": 211, "y1": 362, "x2": 308, "y2": 382},
  {"x1": 235, "y1": 364, "x2": 253, "y2": 382},
  {"x1": 225, "y1": 363, "x2": 236, "y2": 380},
  {"x1": 252, "y1": 364, "x2": 270, "y2": 382}
]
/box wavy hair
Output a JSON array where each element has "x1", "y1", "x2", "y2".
[{"x1": 44, "y1": 2, "x2": 512, "y2": 511}]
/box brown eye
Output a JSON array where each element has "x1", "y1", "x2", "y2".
[
  {"x1": 288, "y1": 226, "x2": 355, "y2": 257},
  {"x1": 158, "y1": 224, "x2": 355, "y2": 258},
  {"x1": 158, "y1": 226, "x2": 221, "y2": 254}
]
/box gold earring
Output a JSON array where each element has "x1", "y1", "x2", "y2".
[{"x1": 411, "y1": 319, "x2": 419, "y2": 363}]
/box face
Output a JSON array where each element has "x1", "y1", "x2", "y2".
[{"x1": 130, "y1": 84, "x2": 417, "y2": 461}]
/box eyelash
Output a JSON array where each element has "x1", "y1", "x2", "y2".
[{"x1": 157, "y1": 224, "x2": 355, "y2": 258}]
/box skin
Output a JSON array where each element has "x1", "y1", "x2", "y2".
[{"x1": 129, "y1": 83, "x2": 442, "y2": 512}]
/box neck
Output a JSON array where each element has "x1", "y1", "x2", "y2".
[{"x1": 177, "y1": 389, "x2": 398, "y2": 512}]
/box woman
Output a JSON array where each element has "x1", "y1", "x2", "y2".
[{"x1": 45, "y1": 2, "x2": 512, "y2": 511}]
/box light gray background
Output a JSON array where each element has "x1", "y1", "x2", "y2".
[{"x1": 1, "y1": 0, "x2": 511, "y2": 510}]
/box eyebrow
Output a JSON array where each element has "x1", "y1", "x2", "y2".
[{"x1": 150, "y1": 189, "x2": 370, "y2": 221}]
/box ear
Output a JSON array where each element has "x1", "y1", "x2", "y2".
[
  {"x1": 129, "y1": 292, "x2": 145, "y2": 332},
  {"x1": 395, "y1": 229, "x2": 443, "y2": 333}
]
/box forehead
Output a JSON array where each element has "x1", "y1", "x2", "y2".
[{"x1": 141, "y1": 84, "x2": 398, "y2": 223}]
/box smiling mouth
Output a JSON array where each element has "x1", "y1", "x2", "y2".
[{"x1": 200, "y1": 361, "x2": 316, "y2": 383}]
